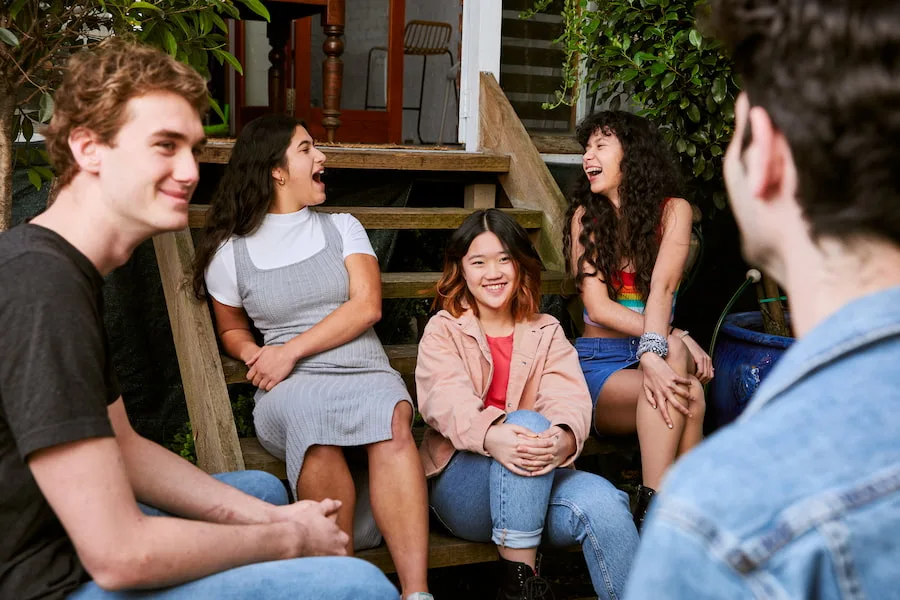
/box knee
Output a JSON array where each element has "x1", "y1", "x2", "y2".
[
  {"x1": 225, "y1": 470, "x2": 289, "y2": 506},
  {"x1": 389, "y1": 401, "x2": 415, "y2": 444},
  {"x1": 504, "y1": 409, "x2": 551, "y2": 434},
  {"x1": 334, "y1": 558, "x2": 398, "y2": 598}
]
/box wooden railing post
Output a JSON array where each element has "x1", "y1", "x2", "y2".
[{"x1": 153, "y1": 230, "x2": 245, "y2": 474}]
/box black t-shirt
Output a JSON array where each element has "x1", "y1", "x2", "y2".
[{"x1": 0, "y1": 224, "x2": 121, "y2": 600}]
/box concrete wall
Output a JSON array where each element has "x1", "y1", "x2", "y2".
[{"x1": 243, "y1": 0, "x2": 461, "y2": 144}]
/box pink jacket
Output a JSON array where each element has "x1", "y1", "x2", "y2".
[{"x1": 415, "y1": 310, "x2": 592, "y2": 478}]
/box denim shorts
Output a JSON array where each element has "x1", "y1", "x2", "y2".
[{"x1": 575, "y1": 336, "x2": 640, "y2": 407}]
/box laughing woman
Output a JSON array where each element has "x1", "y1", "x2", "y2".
[
  {"x1": 192, "y1": 115, "x2": 431, "y2": 600},
  {"x1": 416, "y1": 209, "x2": 638, "y2": 600},
  {"x1": 564, "y1": 111, "x2": 713, "y2": 531}
]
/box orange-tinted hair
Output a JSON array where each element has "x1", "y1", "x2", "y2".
[
  {"x1": 434, "y1": 209, "x2": 543, "y2": 322},
  {"x1": 45, "y1": 36, "x2": 208, "y2": 188}
]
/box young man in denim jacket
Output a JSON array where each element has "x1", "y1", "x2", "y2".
[{"x1": 626, "y1": 1, "x2": 900, "y2": 598}]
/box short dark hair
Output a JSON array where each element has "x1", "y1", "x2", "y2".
[
  {"x1": 701, "y1": 0, "x2": 900, "y2": 244},
  {"x1": 435, "y1": 209, "x2": 543, "y2": 321}
]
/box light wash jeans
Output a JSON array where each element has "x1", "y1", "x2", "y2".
[
  {"x1": 430, "y1": 410, "x2": 638, "y2": 600},
  {"x1": 69, "y1": 471, "x2": 398, "y2": 600}
]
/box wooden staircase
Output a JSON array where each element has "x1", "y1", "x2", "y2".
[{"x1": 150, "y1": 74, "x2": 589, "y2": 574}]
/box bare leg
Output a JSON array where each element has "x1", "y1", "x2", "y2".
[
  {"x1": 677, "y1": 377, "x2": 706, "y2": 457},
  {"x1": 498, "y1": 547, "x2": 538, "y2": 570},
  {"x1": 366, "y1": 402, "x2": 429, "y2": 595},
  {"x1": 594, "y1": 369, "x2": 643, "y2": 434},
  {"x1": 635, "y1": 334, "x2": 694, "y2": 490},
  {"x1": 296, "y1": 444, "x2": 356, "y2": 555}
]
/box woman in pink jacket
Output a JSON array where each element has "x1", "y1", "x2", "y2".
[{"x1": 416, "y1": 210, "x2": 638, "y2": 600}]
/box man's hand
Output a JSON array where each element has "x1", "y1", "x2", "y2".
[
  {"x1": 484, "y1": 423, "x2": 554, "y2": 476},
  {"x1": 246, "y1": 345, "x2": 298, "y2": 391},
  {"x1": 639, "y1": 352, "x2": 692, "y2": 428},
  {"x1": 271, "y1": 499, "x2": 349, "y2": 557}
]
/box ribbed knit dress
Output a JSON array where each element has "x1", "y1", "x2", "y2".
[{"x1": 233, "y1": 211, "x2": 411, "y2": 494}]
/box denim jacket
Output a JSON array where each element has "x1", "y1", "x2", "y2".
[{"x1": 625, "y1": 287, "x2": 900, "y2": 599}]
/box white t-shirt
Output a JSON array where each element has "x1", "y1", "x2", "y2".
[{"x1": 205, "y1": 208, "x2": 377, "y2": 307}]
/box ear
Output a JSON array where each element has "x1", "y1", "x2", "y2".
[
  {"x1": 271, "y1": 167, "x2": 283, "y2": 182},
  {"x1": 746, "y1": 107, "x2": 790, "y2": 202},
  {"x1": 67, "y1": 127, "x2": 103, "y2": 176}
]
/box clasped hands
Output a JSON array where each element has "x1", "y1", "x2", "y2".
[
  {"x1": 484, "y1": 422, "x2": 575, "y2": 477},
  {"x1": 244, "y1": 344, "x2": 300, "y2": 391}
]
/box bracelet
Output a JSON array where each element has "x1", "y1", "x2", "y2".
[
  {"x1": 679, "y1": 330, "x2": 690, "y2": 339},
  {"x1": 636, "y1": 332, "x2": 668, "y2": 360}
]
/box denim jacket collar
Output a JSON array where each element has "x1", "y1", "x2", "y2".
[{"x1": 741, "y1": 286, "x2": 900, "y2": 420}]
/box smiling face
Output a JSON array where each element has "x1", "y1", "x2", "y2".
[
  {"x1": 462, "y1": 231, "x2": 519, "y2": 318},
  {"x1": 583, "y1": 128, "x2": 625, "y2": 201},
  {"x1": 273, "y1": 126, "x2": 327, "y2": 208},
  {"x1": 93, "y1": 91, "x2": 206, "y2": 235}
]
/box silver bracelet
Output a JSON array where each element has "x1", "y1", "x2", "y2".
[{"x1": 636, "y1": 332, "x2": 668, "y2": 360}]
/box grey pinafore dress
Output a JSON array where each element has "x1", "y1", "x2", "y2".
[{"x1": 234, "y1": 211, "x2": 411, "y2": 494}]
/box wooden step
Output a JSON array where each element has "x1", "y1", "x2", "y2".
[
  {"x1": 381, "y1": 270, "x2": 573, "y2": 299},
  {"x1": 200, "y1": 141, "x2": 510, "y2": 172},
  {"x1": 188, "y1": 205, "x2": 542, "y2": 231}
]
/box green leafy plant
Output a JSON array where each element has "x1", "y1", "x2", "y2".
[
  {"x1": 0, "y1": 0, "x2": 269, "y2": 230},
  {"x1": 525, "y1": 0, "x2": 739, "y2": 213},
  {"x1": 167, "y1": 389, "x2": 257, "y2": 464}
]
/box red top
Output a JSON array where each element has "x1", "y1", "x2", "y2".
[{"x1": 485, "y1": 333, "x2": 514, "y2": 411}]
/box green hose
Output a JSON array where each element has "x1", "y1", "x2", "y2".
[{"x1": 708, "y1": 269, "x2": 761, "y2": 365}]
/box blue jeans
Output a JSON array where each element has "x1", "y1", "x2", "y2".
[
  {"x1": 430, "y1": 410, "x2": 638, "y2": 600},
  {"x1": 69, "y1": 471, "x2": 398, "y2": 600}
]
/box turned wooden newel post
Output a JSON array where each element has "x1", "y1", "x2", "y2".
[
  {"x1": 267, "y1": 20, "x2": 291, "y2": 114},
  {"x1": 322, "y1": 25, "x2": 344, "y2": 142},
  {"x1": 321, "y1": 1, "x2": 345, "y2": 142}
]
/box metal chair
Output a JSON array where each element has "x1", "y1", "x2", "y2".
[{"x1": 365, "y1": 20, "x2": 459, "y2": 144}]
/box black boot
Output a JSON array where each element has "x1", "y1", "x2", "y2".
[
  {"x1": 496, "y1": 555, "x2": 554, "y2": 600},
  {"x1": 633, "y1": 484, "x2": 656, "y2": 533}
]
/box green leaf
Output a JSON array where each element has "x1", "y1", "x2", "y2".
[
  {"x1": 209, "y1": 97, "x2": 226, "y2": 123},
  {"x1": 620, "y1": 69, "x2": 639, "y2": 82},
  {"x1": 27, "y1": 169, "x2": 42, "y2": 190},
  {"x1": 650, "y1": 62, "x2": 667, "y2": 76},
  {"x1": 39, "y1": 93, "x2": 54, "y2": 123},
  {"x1": 22, "y1": 117, "x2": 33, "y2": 142},
  {"x1": 33, "y1": 166, "x2": 54, "y2": 179},
  {"x1": 212, "y1": 48, "x2": 244, "y2": 76},
  {"x1": 713, "y1": 191, "x2": 729, "y2": 210},
  {"x1": 162, "y1": 29, "x2": 178, "y2": 56},
  {"x1": 239, "y1": 0, "x2": 270, "y2": 21},
  {"x1": 0, "y1": 27, "x2": 19, "y2": 46},
  {"x1": 209, "y1": 11, "x2": 229, "y2": 33},
  {"x1": 693, "y1": 156, "x2": 706, "y2": 177},
  {"x1": 633, "y1": 51, "x2": 656, "y2": 66},
  {"x1": 661, "y1": 71, "x2": 676, "y2": 89},
  {"x1": 129, "y1": 1, "x2": 163, "y2": 12},
  {"x1": 712, "y1": 75, "x2": 727, "y2": 104},
  {"x1": 689, "y1": 29, "x2": 702, "y2": 49}
]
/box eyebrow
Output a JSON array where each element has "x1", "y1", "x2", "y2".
[
  {"x1": 152, "y1": 129, "x2": 207, "y2": 148},
  {"x1": 298, "y1": 140, "x2": 312, "y2": 149},
  {"x1": 467, "y1": 251, "x2": 509, "y2": 259}
]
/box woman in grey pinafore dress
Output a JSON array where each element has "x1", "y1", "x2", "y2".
[{"x1": 193, "y1": 115, "x2": 432, "y2": 600}]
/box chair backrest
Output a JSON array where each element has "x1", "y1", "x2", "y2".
[{"x1": 403, "y1": 20, "x2": 452, "y2": 56}]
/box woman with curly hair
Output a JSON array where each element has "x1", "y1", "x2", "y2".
[
  {"x1": 563, "y1": 111, "x2": 713, "y2": 530},
  {"x1": 192, "y1": 115, "x2": 432, "y2": 600}
]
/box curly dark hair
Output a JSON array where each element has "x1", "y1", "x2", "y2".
[
  {"x1": 192, "y1": 114, "x2": 305, "y2": 298},
  {"x1": 701, "y1": 0, "x2": 900, "y2": 245},
  {"x1": 563, "y1": 111, "x2": 683, "y2": 301}
]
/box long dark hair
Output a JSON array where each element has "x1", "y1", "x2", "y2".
[
  {"x1": 435, "y1": 209, "x2": 544, "y2": 321},
  {"x1": 192, "y1": 114, "x2": 305, "y2": 298},
  {"x1": 563, "y1": 111, "x2": 683, "y2": 300}
]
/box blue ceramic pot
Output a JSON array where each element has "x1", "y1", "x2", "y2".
[{"x1": 707, "y1": 311, "x2": 795, "y2": 432}]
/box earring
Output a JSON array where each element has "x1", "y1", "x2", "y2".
[{"x1": 278, "y1": 176, "x2": 285, "y2": 186}]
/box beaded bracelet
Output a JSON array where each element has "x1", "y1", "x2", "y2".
[{"x1": 636, "y1": 332, "x2": 668, "y2": 360}]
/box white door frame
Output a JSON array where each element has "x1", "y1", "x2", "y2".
[{"x1": 459, "y1": 0, "x2": 502, "y2": 150}]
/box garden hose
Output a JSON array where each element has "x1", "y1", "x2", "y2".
[{"x1": 707, "y1": 268, "x2": 761, "y2": 366}]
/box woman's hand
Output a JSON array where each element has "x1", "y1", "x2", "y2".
[
  {"x1": 527, "y1": 426, "x2": 576, "y2": 476},
  {"x1": 639, "y1": 352, "x2": 693, "y2": 428},
  {"x1": 246, "y1": 345, "x2": 299, "y2": 391},
  {"x1": 484, "y1": 423, "x2": 554, "y2": 477},
  {"x1": 682, "y1": 334, "x2": 714, "y2": 384}
]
